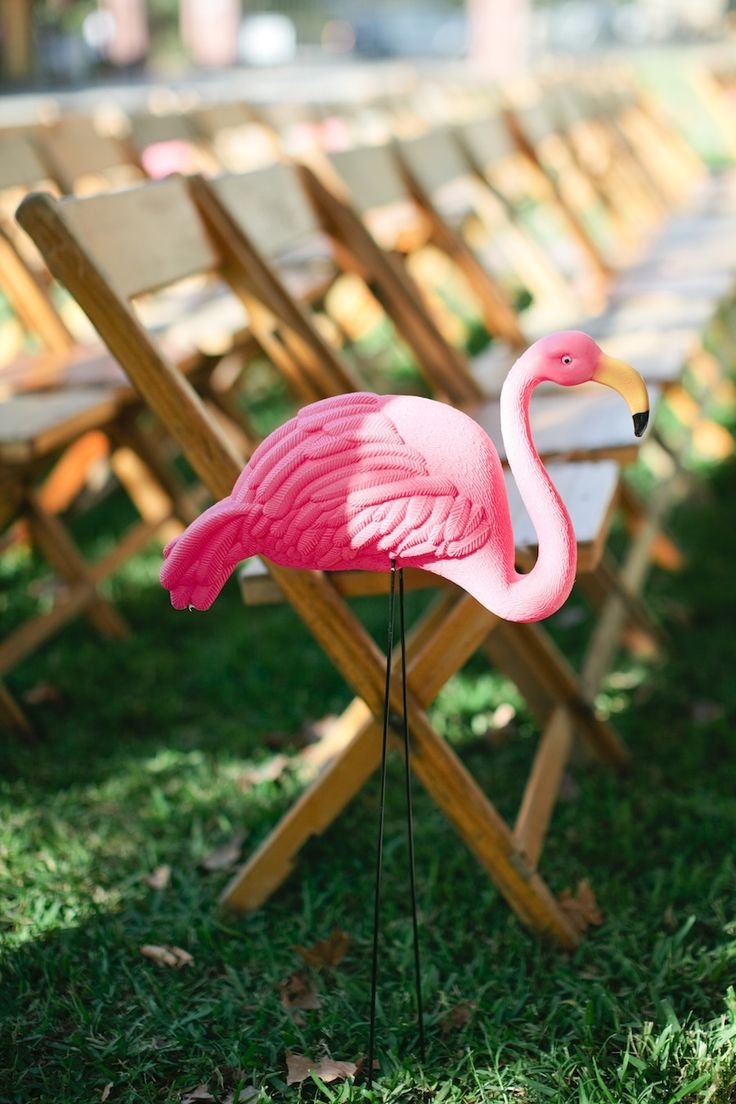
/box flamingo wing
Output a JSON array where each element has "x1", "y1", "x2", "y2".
[{"x1": 235, "y1": 393, "x2": 493, "y2": 570}]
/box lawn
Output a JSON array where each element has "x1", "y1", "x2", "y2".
[{"x1": 1, "y1": 439, "x2": 736, "y2": 1103}]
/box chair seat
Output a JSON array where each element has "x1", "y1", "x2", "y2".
[
  {"x1": 238, "y1": 458, "x2": 621, "y2": 605},
  {"x1": 469, "y1": 384, "x2": 660, "y2": 465},
  {"x1": 0, "y1": 344, "x2": 127, "y2": 399},
  {"x1": 0, "y1": 389, "x2": 118, "y2": 465},
  {"x1": 473, "y1": 326, "x2": 682, "y2": 396},
  {"x1": 139, "y1": 282, "x2": 251, "y2": 362}
]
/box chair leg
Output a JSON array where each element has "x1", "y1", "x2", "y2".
[
  {"x1": 514, "y1": 706, "x2": 575, "y2": 869},
  {"x1": 25, "y1": 491, "x2": 127, "y2": 640},
  {"x1": 580, "y1": 477, "x2": 682, "y2": 698},
  {"x1": 0, "y1": 681, "x2": 34, "y2": 738},
  {"x1": 223, "y1": 591, "x2": 580, "y2": 948},
  {"x1": 619, "y1": 480, "x2": 684, "y2": 573},
  {"x1": 221, "y1": 592, "x2": 462, "y2": 911},
  {"x1": 111, "y1": 415, "x2": 202, "y2": 527},
  {"x1": 486, "y1": 619, "x2": 630, "y2": 769},
  {"x1": 577, "y1": 555, "x2": 667, "y2": 653}
]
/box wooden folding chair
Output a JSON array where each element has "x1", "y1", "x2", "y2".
[
  {"x1": 20, "y1": 180, "x2": 644, "y2": 949},
  {"x1": 0, "y1": 373, "x2": 201, "y2": 736}
]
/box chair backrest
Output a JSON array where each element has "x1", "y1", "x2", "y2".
[
  {"x1": 0, "y1": 131, "x2": 53, "y2": 194},
  {"x1": 17, "y1": 180, "x2": 243, "y2": 496},
  {"x1": 128, "y1": 112, "x2": 215, "y2": 177},
  {"x1": 209, "y1": 163, "x2": 325, "y2": 263},
  {"x1": 54, "y1": 176, "x2": 221, "y2": 301},
  {"x1": 326, "y1": 143, "x2": 410, "y2": 218},
  {"x1": 37, "y1": 115, "x2": 143, "y2": 194},
  {"x1": 396, "y1": 127, "x2": 475, "y2": 201},
  {"x1": 190, "y1": 169, "x2": 360, "y2": 400}
]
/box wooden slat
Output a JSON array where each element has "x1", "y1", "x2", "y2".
[
  {"x1": 210, "y1": 166, "x2": 322, "y2": 260},
  {"x1": 128, "y1": 111, "x2": 199, "y2": 150},
  {"x1": 397, "y1": 128, "x2": 474, "y2": 197},
  {"x1": 0, "y1": 390, "x2": 118, "y2": 464},
  {"x1": 327, "y1": 143, "x2": 409, "y2": 213},
  {"x1": 471, "y1": 387, "x2": 658, "y2": 466},
  {"x1": 58, "y1": 178, "x2": 222, "y2": 300},
  {"x1": 458, "y1": 114, "x2": 518, "y2": 170},
  {"x1": 0, "y1": 133, "x2": 50, "y2": 191},
  {"x1": 38, "y1": 117, "x2": 140, "y2": 192}
]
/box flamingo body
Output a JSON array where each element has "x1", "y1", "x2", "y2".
[
  {"x1": 160, "y1": 332, "x2": 648, "y2": 623},
  {"x1": 161, "y1": 392, "x2": 518, "y2": 610}
]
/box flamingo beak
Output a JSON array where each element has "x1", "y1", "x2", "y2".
[{"x1": 593, "y1": 354, "x2": 650, "y2": 438}]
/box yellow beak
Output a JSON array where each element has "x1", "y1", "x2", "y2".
[{"x1": 593, "y1": 354, "x2": 650, "y2": 438}]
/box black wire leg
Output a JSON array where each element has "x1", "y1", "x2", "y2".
[
  {"x1": 399, "y1": 567, "x2": 425, "y2": 1060},
  {"x1": 367, "y1": 560, "x2": 397, "y2": 1089}
]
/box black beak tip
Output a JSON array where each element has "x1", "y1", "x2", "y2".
[{"x1": 633, "y1": 411, "x2": 649, "y2": 438}]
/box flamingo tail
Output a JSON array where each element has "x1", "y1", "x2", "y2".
[{"x1": 160, "y1": 496, "x2": 256, "y2": 611}]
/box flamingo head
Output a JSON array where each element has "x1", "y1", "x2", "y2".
[{"x1": 530, "y1": 330, "x2": 650, "y2": 437}]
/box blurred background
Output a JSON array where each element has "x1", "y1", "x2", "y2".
[{"x1": 1, "y1": 0, "x2": 734, "y2": 92}]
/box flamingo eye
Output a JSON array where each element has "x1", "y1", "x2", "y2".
[{"x1": 561, "y1": 355, "x2": 573, "y2": 365}]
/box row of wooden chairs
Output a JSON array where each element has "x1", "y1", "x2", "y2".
[{"x1": 4, "y1": 65, "x2": 735, "y2": 945}]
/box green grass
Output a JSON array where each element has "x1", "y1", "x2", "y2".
[{"x1": 2, "y1": 451, "x2": 736, "y2": 1104}]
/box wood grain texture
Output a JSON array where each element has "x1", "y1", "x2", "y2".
[{"x1": 57, "y1": 178, "x2": 222, "y2": 300}]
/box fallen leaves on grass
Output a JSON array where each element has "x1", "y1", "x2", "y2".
[
  {"x1": 285, "y1": 1052, "x2": 357, "y2": 1086},
  {"x1": 145, "y1": 864, "x2": 171, "y2": 890},
  {"x1": 557, "y1": 879, "x2": 604, "y2": 935},
  {"x1": 223, "y1": 1087, "x2": 258, "y2": 1104},
  {"x1": 140, "y1": 944, "x2": 193, "y2": 968},
  {"x1": 101, "y1": 1084, "x2": 113, "y2": 1102},
  {"x1": 292, "y1": 928, "x2": 351, "y2": 969},
  {"x1": 238, "y1": 755, "x2": 289, "y2": 788},
  {"x1": 279, "y1": 969, "x2": 321, "y2": 1024},
  {"x1": 180, "y1": 1086, "x2": 215, "y2": 1103},
  {"x1": 438, "y1": 1001, "x2": 473, "y2": 1034},
  {"x1": 201, "y1": 830, "x2": 247, "y2": 872}
]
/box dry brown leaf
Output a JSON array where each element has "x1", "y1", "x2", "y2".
[
  {"x1": 285, "y1": 1052, "x2": 357, "y2": 1086},
  {"x1": 557, "y1": 879, "x2": 604, "y2": 935},
  {"x1": 140, "y1": 944, "x2": 193, "y2": 968},
  {"x1": 292, "y1": 928, "x2": 351, "y2": 969},
  {"x1": 23, "y1": 682, "x2": 62, "y2": 705},
  {"x1": 438, "y1": 1001, "x2": 473, "y2": 1034},
  {"x1": 223, "y1": 1087, "x2": 259, "y2": 1104},
  {"x1": 201, "y1": 830, "x2": 247, "y2": 872},
  {"x1": 146, "y1": 864, "x2": 171, "y2": 890},
  {"x1": 353, "y1": 1055, "x2": 380, "y2": 1081},
  {"x1": 279, "y1": 969, "x2": 321, "y2": 1024},
  {"x1": 101, "y1": 1084, "x2": 113, "y2": 1102},
  {"x1": 181, "y1": 1086, "x2": 215, "y2": 1103},
  {"x1": 238, "y1": 755, "x2": 289, "y2": 788}
]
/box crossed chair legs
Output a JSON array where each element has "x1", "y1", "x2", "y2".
[{"x1": 220, "y1": 506, "x2": 670, "y2": 951}]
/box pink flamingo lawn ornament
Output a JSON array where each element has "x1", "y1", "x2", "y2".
[{"x1": 161, "y1": 331, "x2": 648, "y2": 1084}]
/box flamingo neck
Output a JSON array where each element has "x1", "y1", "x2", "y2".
[{"x1": 494, "y1": 358, "x2": 577, "y2": 622}]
